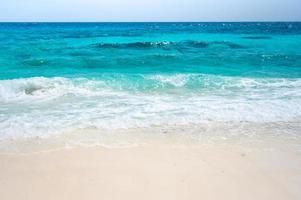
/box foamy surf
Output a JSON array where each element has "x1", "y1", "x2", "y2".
[{"x1": 1, "y1": 74, "x2": 301, "y2": 140}]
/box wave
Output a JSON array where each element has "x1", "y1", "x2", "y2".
[
  {"x1": 2, "y1": 74, "x2": 301, "y2": 100},
  {"x1": 92, "y1": 40, "x2": 245, "y2": 50},
  {"x1": 92, "y1": 41, "x2": 173, "y2": 49},
  {"x1": 242, "y1": 36, "x2": 272, "y2": 40},
  {"x1": 1, "y1": 74, "x2": 301, "y2": 139},
  {"x1": 0, "y1": 77, "x2": 113, "y2": 102}
]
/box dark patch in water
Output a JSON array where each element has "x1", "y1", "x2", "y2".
[
  {"x1": 242, "y1": 36, "x2": 271, "y2": 40},
  {"x1": 183, "y1": 40, "x2": 209, "y2": 48},
  {"x1": 124, "y1": 41, "x2": 173, "y2": 49},
  {"x1": 24, "y1": 85, "x2": 43, "y2": 95},
  {"x1": 211, "y1": 41, "x2": 245, "y2": 49},
  {"x1": 92, "y1": 40, "x2": 244, "y2": 50},
  {"x1": 93, "y1": 41, "x2": 173, "y2": 49},
  {"x1": 126, "y1": 42, "x2": 155, "y2": 48}
]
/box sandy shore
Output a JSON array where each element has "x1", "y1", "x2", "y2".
[{"x1": 1, "y1": 143, "x2": 301, "y2": 200}]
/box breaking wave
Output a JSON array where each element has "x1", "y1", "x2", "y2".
[
  {"x1": 1, "y1": 74, "x2": 301, "y2": 139},
  {"x1": 92, "y1": 40, "x2": 245, "y2": 50}
]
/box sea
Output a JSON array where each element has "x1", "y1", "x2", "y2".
[{"x1": 0, "y1": 22, "x2": 301, "y2": 148}]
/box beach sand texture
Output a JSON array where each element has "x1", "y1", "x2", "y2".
[{"x1": 1, "y1": 143, "x2": 301, "y2": 200}]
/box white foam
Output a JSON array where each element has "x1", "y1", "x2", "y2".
[
  {"x1": 1, "y1": 75, "x2": 301, "y2": 140},
  {"x1": 146, "y1": 74, "x2": 190, "y2": 87}
]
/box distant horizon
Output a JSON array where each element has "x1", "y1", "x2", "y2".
[
  {"x1": 1, "y1": 21, "x2": 301, "y2": 23},
  {"x1": 1, "y1": 0, "x2": 300, "y2": 22}
]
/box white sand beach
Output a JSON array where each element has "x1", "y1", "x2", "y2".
[{"x1": 1, "y1": 135, "x2": 301, "y2": 200}]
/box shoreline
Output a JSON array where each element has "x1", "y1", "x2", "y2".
[
  {"x1": 1, "y1": 121, "x2": 301, "y2": 154},
  {"x1": 1, "y1": 124, "x2": 301, "y2": 200}
]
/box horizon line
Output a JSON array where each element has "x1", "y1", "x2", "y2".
[{"x1": 0, "y1": 21, "x2": 301, "y2": 23}]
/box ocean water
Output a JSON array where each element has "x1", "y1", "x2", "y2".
[{"x1": 1, "y1": 22, "x2": 301, "y2": 141}]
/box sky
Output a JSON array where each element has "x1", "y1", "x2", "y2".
[{"x1": 0, "y1": 0, "x2": 300, "y2": 22}]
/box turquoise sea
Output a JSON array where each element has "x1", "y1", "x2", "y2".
[{"x1": 0, "y1": 22, "x2": 301, "y2": 140}]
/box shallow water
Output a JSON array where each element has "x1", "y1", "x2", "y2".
[{"x1": 0, "y1": 22, "x2": 301, "y2": 141}]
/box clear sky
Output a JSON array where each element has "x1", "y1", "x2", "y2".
[{"x1": 0, "y1": 0, "x2": 301, "y2": 22}]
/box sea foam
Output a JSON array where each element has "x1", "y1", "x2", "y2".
[{"x1": 1, "y1": 74, "x2": 301, "y2": 140}]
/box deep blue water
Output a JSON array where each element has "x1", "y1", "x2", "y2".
[
  {"x1": 1, "y1": 22, "x2": 301, "y2": 79},
  {"x1": 0, "y1": 22, "x2": 301, "y2": 139}
]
